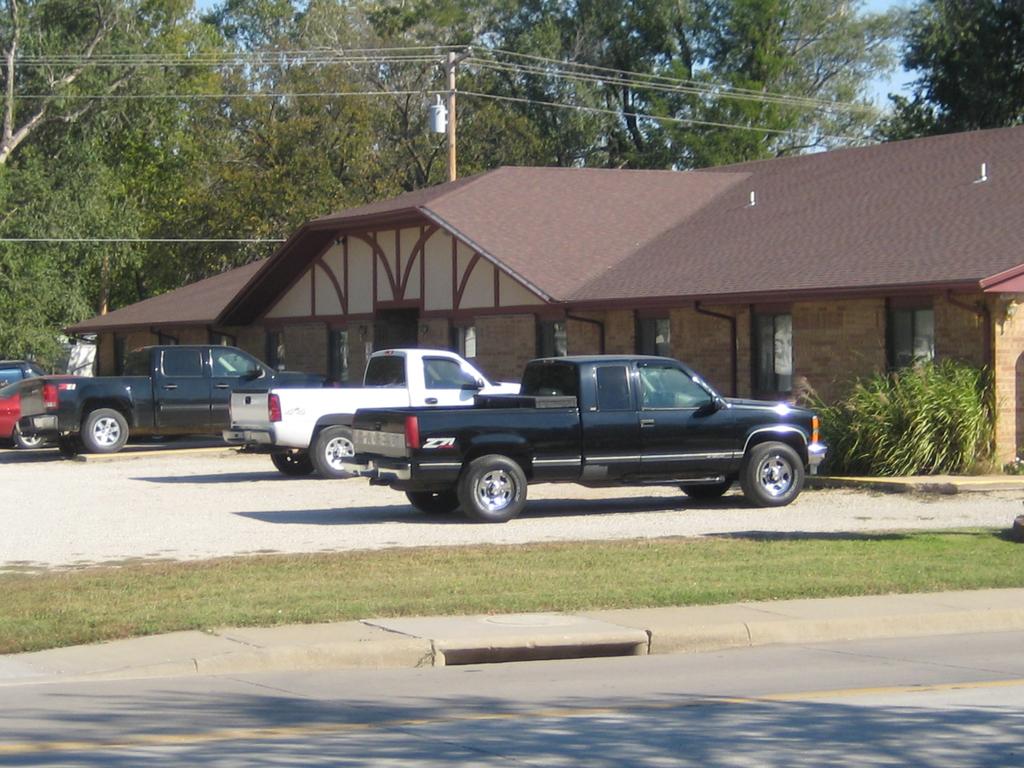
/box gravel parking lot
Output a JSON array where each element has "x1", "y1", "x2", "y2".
[{"x1": 2, "y1": 444, "x2": 1020, "y2": 571}]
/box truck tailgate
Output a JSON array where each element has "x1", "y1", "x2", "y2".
[{"x1": 229, "y1": 390, "x2": 271, "y2": 429}]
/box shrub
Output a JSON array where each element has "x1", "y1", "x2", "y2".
[{"x1": 812, "y1": 360, "x2": 994, "y2": 476}]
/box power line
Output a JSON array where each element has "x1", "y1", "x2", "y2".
[
  {"x1": 460, "y1": 91, "x2": 868, "y2": 144},
  {"x1": 15, "y1": 89, "x2": 441, "y2": 100}
]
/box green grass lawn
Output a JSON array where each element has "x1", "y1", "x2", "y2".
[{"x1": 2, "y1": 530, "x2": 1022, "y2": 654}]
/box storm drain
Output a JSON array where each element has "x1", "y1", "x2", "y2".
[
  {"x1": 437, "y1": 640, "x2": 648, "y2": 666},
  {"x1": 364, "y1": 613, "x2": 651, "y2": 667}
]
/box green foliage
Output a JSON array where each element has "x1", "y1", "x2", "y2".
[
  {"x1": 0, "y1": 0, "x2": 905, "y2": 359},
  {"x1": 2, "y1": 530, "x2": 1021, "y2": 653},
  {"x1": 879, "y1": 0, "x2": 1024, "y2": 139},
  {"x1": 814, "y1": 360, "x2": 995, "y2": 477}
]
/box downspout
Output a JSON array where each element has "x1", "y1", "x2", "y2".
[
  {"x1": 694, "y1": 302, "x2": 738, "y2": 397},
  {"x1": 946, "y1": 291, "x2": 992, "y2": 369},
  {"x1": 567, "y1": 314, "x2": 606, "y2": 354}
]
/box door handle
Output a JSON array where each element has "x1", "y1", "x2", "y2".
[
  {"x1": 162, "y1": 384, "x2": 178, "y2": 390},
  {"x1": 214, "y1": 383, "x2": 230, "y2": 389},
  {"x1": 425, "y1": 397, "x2": 438, "y2": 405},
  {"x1": 640, "y1": 418, "x2": 656, "y2": 428}
]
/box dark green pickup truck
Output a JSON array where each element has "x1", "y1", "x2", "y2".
[
  {"x1": 18, "y1": 345, "x2": 322, "y2": 454},
  {"x1": 349, "y1": 355, "x2": 827, "y2": 523}
]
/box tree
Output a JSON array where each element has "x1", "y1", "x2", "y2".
[{"x1": 880, "y1": 0, "x2": 1024, "y2": 139}]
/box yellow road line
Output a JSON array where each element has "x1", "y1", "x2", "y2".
[{"x1": 2, "y1": 678, "x2": 1023, "y2": 756}]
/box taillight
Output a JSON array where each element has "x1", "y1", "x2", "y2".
[
  {"x1": 268, "y1": 394, "x2": 282, "y2": 423},
  {"x1": 404, "y1": 415, "x2": 420, "y2": 450},
  {"x1": 811, "y1": 415, "x2": 820, "y2": 444},
  {"x1": 42, "y1": 383, "x2": 59, "y2": 410}
]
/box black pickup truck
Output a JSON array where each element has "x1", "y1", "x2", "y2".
[
  {"x1": 349, "y1": 355, "x2": 826, "y2": 522},
  {"x1": 18, "y1": 345, "x2": 321, "y2": 454}
]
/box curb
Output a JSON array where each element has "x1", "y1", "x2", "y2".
[
  {"x1": 807, "y1": 475, "x2": 1024, "y2": 494},
  {"x1": 5, "y1": 590, "x2": 1024, "y2": 685}
]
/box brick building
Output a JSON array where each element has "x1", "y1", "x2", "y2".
[{"x1": 71, "y1": 127, "x2": 1024, "y2": 463}]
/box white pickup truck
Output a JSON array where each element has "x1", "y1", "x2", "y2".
[{"x1": 223, "y1": 349, "x2": 519, "y2": 477}]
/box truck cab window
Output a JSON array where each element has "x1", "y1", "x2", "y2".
[
  {"x1": 364, "y1": 356, "x2": 406, "y2": 387},
  {"x1": 423, "y1": 358, "x2": 477, "y2": 390},
  {"x1": 596, "y1": 366, "x2": 632, "y2": 411},
  {"x1": 639, "y1": 365, "x2": 711, "y2": 409},
  {"x1": 521, "y1": 362, "x2": 578, "y2": 398},
  {"x1": 123, "y1": 351, "x2": 151, "y2": 376},
  {"x1": 161, "y1": 349, "x2": 204, "y2": 377},
  {"x1": 212, "y1": 349, "x2": 258, "y2": 377}
]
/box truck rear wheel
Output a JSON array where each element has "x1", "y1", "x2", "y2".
[
  {"x1": 311, "y1": 426, "x2": 355, "y2": 478},
  {"x1": 457, "y1": 454, "x2": 527, "y2": 523},
  {"x1": 406, "y1": 489, "x2": 460, "y2": 515},
  {"x1": 271, "y1": 450, "x2": 314, "y2": 476},
  {"x1": 739, "y1": 441, "x2": 804, "y2": 507},
  {"x1": 81, "y1": 408, "x2": 129, "y2": 453}
]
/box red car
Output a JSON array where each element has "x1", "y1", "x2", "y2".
[{"x1": 0, "y1": 381, "x2": 46, "y2": 449}]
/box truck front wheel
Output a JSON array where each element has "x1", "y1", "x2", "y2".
[
  {"x1": 457, "y1": 455, "x2": 527, "y2": 523},
  {"x1": 311, "y1": 426, "x2": 355, "y2": 478},
  {"x1": 271, "y1": 450, "x2": 314, "y2": 476},
  {"x1": 81, "y1": 408, "x2": 129, "y2": 453},
  {"x1": 739, "y1": 441, "x2": 804, "y2": 507},
  {"x1": 406, "y1": 489, "x2": 460, "y2": 515}
]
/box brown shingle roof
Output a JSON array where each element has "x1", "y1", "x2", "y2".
[
  {"x1": 78, "y1": 125, "x2": 1024, "y2": 333},
  {"x1": 69, "y1": 259, "x2": 266, "y2": 333},
  {"x1": 576, "y1": 126, "x2": 1024, "y2": 302}
]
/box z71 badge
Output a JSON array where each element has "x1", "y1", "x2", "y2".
[{"x1": 422, "y1": 437, "x2": 457, "y2": 450}]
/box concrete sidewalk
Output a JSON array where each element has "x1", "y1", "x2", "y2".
[{"x1": 2, "y1": 589, "x2": 1022, "y2": 686}]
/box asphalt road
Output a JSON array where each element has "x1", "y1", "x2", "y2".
[
  {"x1": 2, "y1": 631, "x2": 1022, "y2": 766},
  {"x1": 1, "y1": 445, "x2": 1020, "y2": 570}
]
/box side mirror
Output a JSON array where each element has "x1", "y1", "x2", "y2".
[
  {"x1": 696, "y1": 396, "x2": 725, "y2": 416},
  {"x1": 461, "y1": 378, "x2": 484, "y2": 391},
  {"x1": 244, "y1": 366, "x2": 266, "y2": 380}
]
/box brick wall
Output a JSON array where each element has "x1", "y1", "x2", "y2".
[
  {"x1": 935, "y1": 293, "x2": 987, "y2": 367},
  {"x1": 993, "y1": 295, "x2": 1024, "y2": 464},
  {"x1": 669, "y1": 305, "x2": 749, "y2": 397},
  {"x1": 793, "y1": 299, "x2": 886, "y2": 404},
  {"x1": 567, "y1": 313, "x2": 603, "y2": 355},
  {"x1": 420, "y1": 317, "x2": 450, "y2": 350},
  {"x1": 282, "y1": 322, "x2": 328, "y2": 375},
  {"x1": 476, "y1": 314, "x2": 536, "y2": 380}
]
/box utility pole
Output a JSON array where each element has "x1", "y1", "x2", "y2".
[
  {"x1": 444, "y1": 49, "x2": 472, "y2": 183},
  {"x1": 446, "y1": 51, "x2": 457, "y2": 182}
]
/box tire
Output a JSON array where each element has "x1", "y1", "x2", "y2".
[
  {"x1": 12, "y1": 424, "x2": 45, "y2": 450},
  {"x1": 271, "y1": 450, "x2": 315, "y2": 476},
  {"x1": 310, "y1": 426, "x2": 355, "y2": 478},
  {"x1": 80, "y1": 408, "x2": 129, "y2": 454},
  {"x1": 406, "y1": 489, "x2": 460, "y2": 515},
  {"x1": 739, "y1": 441, "x2": 804, "y2": 507},
  {"x1": 681, "y1": 480, "x2": 732, "y2": 500},
  {"x1": 457, "y1": 454, "x2": 528, "y2": 523}
]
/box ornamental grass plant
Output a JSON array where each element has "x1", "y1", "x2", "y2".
[{"x1": 813, "y1": 360, "x2": 994, "y2": 476}]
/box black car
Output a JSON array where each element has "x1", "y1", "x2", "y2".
[{"x1": 0, "y1": 360, "x2": 45, "y2": 388}]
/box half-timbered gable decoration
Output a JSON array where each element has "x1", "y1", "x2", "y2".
[{"x1": 260, "y1": 224, "x2": 545, "y2": 323}]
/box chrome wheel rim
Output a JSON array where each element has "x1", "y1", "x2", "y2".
[
  {"x1": 92, "y1": 417, "x2": 122, "y2": 446},
  {"x1": 475, "y1": 469, "x2": 515, "y2": 513},
  {"x1": 14, "y1": 427, "x2": 43, "y2": 448},
  {"x1": 757, "y1": 453, "x2": 794, "y2": 497},
  {"x1": 325, "y1": 436, "x2": 355, "y2": 470}
]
